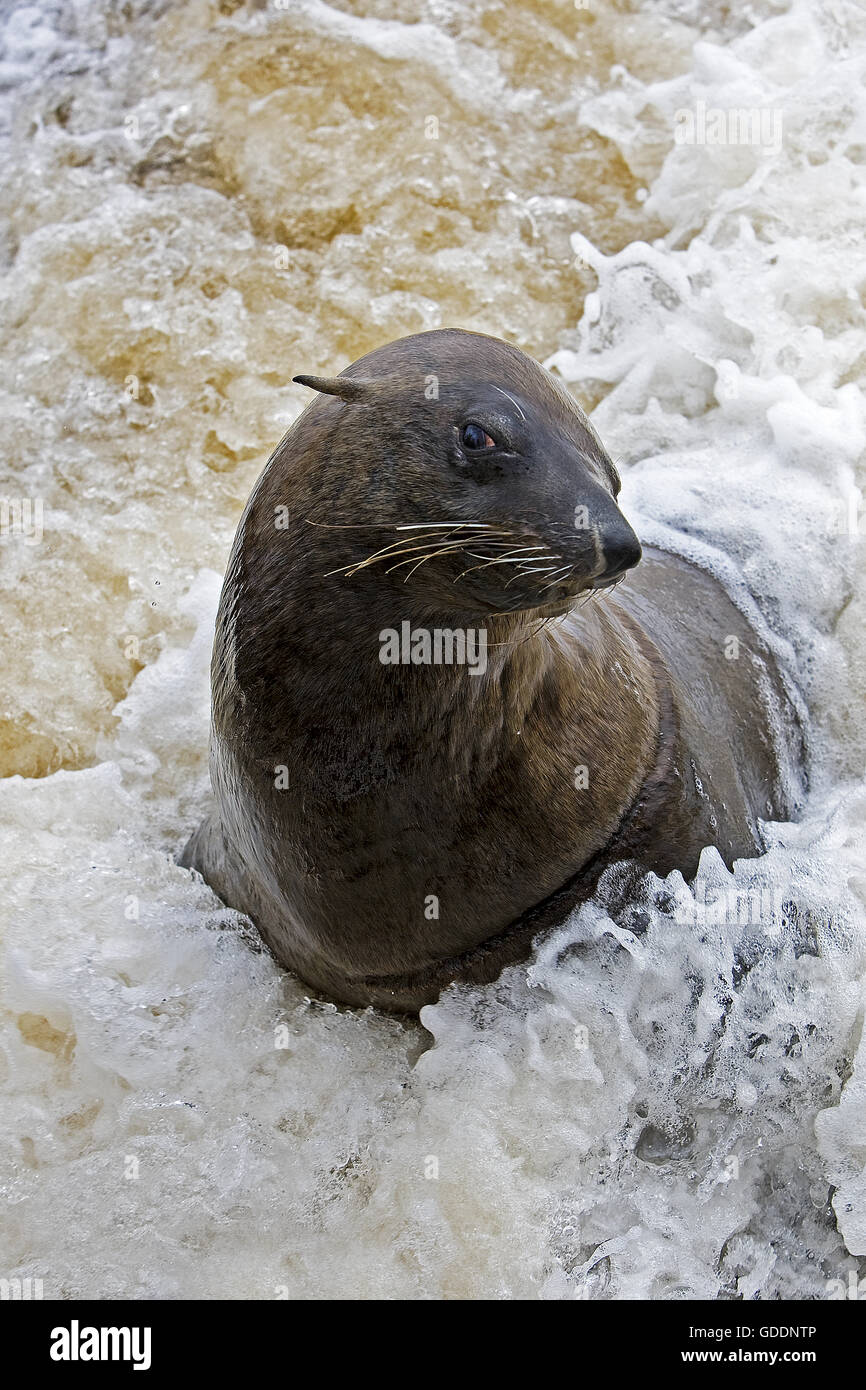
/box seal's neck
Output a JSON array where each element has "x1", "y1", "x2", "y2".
[{"x1": 228, "y1": 538, "x2": 659, "y2": 859}]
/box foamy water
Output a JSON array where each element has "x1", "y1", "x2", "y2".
[{"x1": 1, "y1": 0, "x2": 865, "y2": 1299}]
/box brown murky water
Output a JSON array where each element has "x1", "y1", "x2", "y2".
[{"x1": 1, "y1": 0, "x2": 865, "y2": 1300}]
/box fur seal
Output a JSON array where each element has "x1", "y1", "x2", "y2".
[{"x1": 181, "y1": 329, "x2": 804, "y2": 1011}]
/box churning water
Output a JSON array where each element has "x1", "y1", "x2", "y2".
[{"x1": 1, "y1": 0, "x2": 865, "y2": 1298}]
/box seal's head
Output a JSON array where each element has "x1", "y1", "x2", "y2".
[{"x1": 292, "y1": 328, "x2": 641, "y2": 618}]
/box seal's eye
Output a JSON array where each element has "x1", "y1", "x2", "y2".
[{"x1": 460, "y1": 422, "x2": 496, "y2": 451}]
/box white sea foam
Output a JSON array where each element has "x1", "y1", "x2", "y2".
[{"x1": 1, "y1": 0, "x2": 865, "y2": 1299}]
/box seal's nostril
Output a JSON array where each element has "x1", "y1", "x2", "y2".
[{"x1": 600, "y1": 528, "x2": 642, "y2": 579}]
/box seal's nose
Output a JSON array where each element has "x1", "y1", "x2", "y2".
[{"x1": 595, "y1": 524, "x2": 642, "y2": 586}]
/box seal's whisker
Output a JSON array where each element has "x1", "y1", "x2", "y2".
[
  {"x1": 327, "y1": 531, "x2": 472, "y2": 578},
  {"x1": 502, "y1": 562, "x2": 565, "y2": 590},
  {"x1": 455, "y1": 538, "x2": 536, "y2": 556},
  {"x1": 538, "y1": 565, "x2": 575, "y2": 593},
  {"x1": 454, "y1": 547, "x2": 558, "y2": 581},
  {"x1": 371, "y1": 534, "x2": 539, "y2": 580},
  {"x1": 490, "y1": 608, "x2": 565, "y2": 645},
  {"x1": 394, "y1": 522, "x2": 515, "y2": 533},
  {"x1": 306, "y1": 518, "x2": 513, "y2": 532},
  {"x1": 591, "y1": 575, "x2": 627, "y2": 602},
  {"x1": 463, "y1": 548, "x2": 523, "y2": 561},
  {"x1": 355, "y1": 536, "x2": 467, "y2": 571},
  {"x1": 389, "y1": 536, "x2": 480, "y2": 569},
  {"x1": 395, "y1": 542, "x2": 480, "y2": 581},
  {"x1": 503, "y1": 571, "x2": 523, "y2": 590},
  {"x1": 380, "y1": 538, "x2": 479, "y2": 575},
  {"x1": 324, "y1": 525, "x2": 521, "y2": 579},
  {"x1": 534, "y1": 614, "x2": 560, "y2": 638},
  {"x1": 306, "y1": 518, "x2": 444, "y2": 532},
  {"x1": 478, "y1": 546, "x2": 556, "y2": 561},
  {"x1": 306, "y1": 518, "x2": 408, "y2": 531}
]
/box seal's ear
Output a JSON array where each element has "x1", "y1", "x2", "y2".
[{"x1": 292, "y1": 375, "x2": 378, "y2": 404}]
